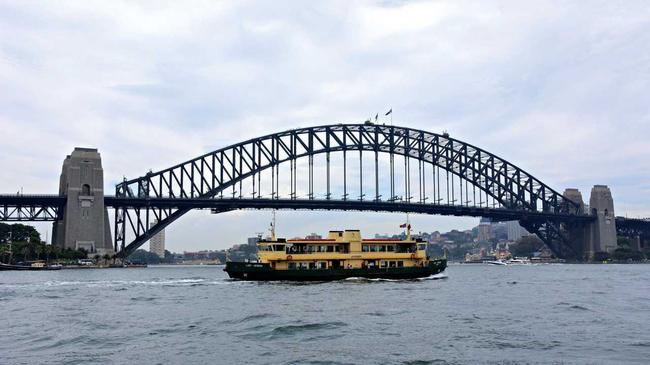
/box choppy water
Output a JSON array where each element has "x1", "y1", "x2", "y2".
[{"x1": 1, "y1": 264, "x2": 649, "y2": 364}]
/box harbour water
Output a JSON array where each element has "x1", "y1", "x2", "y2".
[{"x1": 1, "y1": 264, "x2": 649, "y2": 364}]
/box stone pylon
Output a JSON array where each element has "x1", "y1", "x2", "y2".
[
  {"x1": 52, "y1": 148, "x2": 113, "y2": 256},
  {"x1": 563, "y1": 188, "x2": 590, "y2": 260},
  {"x1": 588, "y1": 185, "x2": 617, "y2": 256}
]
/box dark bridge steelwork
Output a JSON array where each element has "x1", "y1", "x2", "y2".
[
  {"x1": 616, "y1": 217, "x2": 650, "y2": 238},
  {"x1": 106, "y1": 197, "x2": 593, "y2": 222},
  {"x1": 114, "y1": 124, "x2": 586, "y2": 258},
  {"x1": 0, "y1": 195, "x2": 64, "y2": 221}
]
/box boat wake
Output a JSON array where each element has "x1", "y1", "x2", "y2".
[
  {"x1": 342, "y1": 273, "x2": 448, "y2": 283},
  {"x1": 418, "y1": 273, "x2": 448, "y2": 280}
]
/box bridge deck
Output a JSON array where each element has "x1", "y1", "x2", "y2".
[{"x1": 103, "y1": 197, "x2": 595, "y2": 223}]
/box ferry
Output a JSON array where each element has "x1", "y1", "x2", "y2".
[
  {"x1": 0, "y1": 261, "x2": 62, "y2": 271},
  {"x1": 224, "y1": 222, "x2": 447, "y2": 281}
]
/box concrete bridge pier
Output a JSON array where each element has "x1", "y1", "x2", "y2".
[
  {"x1": 562, "y1": 188, "x2": 590, "y2": 259},
  {"x1": 562, "y1": 186, "x2": 618, "y2": 260},
  {"x1": 52, "y1": 148, "x2": 114, "y2": 257},
  {"x1": 588, "y1": 185, "x2": 618, "y2": 257}
]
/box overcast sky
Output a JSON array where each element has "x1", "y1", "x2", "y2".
[{"x1": 1, "y1": 1, "x2": 649, "y2": 251}]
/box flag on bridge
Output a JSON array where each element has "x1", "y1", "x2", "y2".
[
  {"x1": 400, "y1": 223, "x2": 407, "y2": 228},
  {"x1": 385, "y1": 108, "x2": 392, "y2": 116},
  {"x1": 375, "y1": 113, "x2": 378, "y2": 121}
]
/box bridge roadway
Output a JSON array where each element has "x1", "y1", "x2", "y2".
[
  {"x1": 1, "y1": 194, "x2": 595, "y2": 223},
  {"x1": 104, "y1": 196, "x2": 595, "y2": 223}
]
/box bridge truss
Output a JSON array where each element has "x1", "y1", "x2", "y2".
[
  {"x1": 0, "y1": 195, "x2": 64, "y2": 221},
  {"x1": 114, "y1": 124, "x2": 587, "y2": 258}
]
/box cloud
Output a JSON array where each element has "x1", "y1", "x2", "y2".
[{"x1": 1, "y1": 1, "x2": 649, "y2": 250}]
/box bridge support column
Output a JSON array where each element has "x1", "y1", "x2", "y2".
[
  {"x1": 52, "y1": 148, "x2": 113, "y2": 256},
  {"x1": 587, "y1": 185, "x2": 617, "y2": 258},
  {"x1": 563, "y1": 188, "x2": 590, "y2": 260}
]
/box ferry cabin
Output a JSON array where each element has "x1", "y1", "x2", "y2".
[{"x1": 257, "y1": 230, "x2": 428, "y2": 271}]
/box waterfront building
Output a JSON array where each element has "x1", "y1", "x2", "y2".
[{"x1": 149, "y1": 220, "x2": 165, "y2": 258}]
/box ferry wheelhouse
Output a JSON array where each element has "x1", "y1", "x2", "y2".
[{"x1": 224, "y1": 226, "x2": 446, "y2": 281}]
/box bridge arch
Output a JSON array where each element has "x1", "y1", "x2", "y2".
[{"x1": 114, "y1": 124, "x2": 580, "y2": 256}]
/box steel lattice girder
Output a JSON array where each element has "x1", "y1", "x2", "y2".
[
  {"x1": 113, "y1": 124, "x2": 586, "y2": 257},
  {"x1": 615, "y1": 217, "x2": 650, "y2": 237},
  {"x1": 0, "y1": 195, "x2": 64, "y2": 221}
]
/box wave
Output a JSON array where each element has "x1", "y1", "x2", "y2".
[
  {"x1": 344, "y1": 277, "x2": 401, "y2": 282},
  {"x1": 270, "y1": 321, "x2": 347, "y2": 336},
  {"x1": 239, "y1": 321, "x2": 348, "y2": 340},
  {"x1": 556, "y1": 302, "x2": 591, "y2": 311},
  {"x1": 220, "y1": 313, "x2": 278, "y2": 325},
  {"x1": 419, "y1": 273, "x2": 448, "y2": 280},
  {"x1": 1, "y1": 277, "x2": 244, "y2": 290}
]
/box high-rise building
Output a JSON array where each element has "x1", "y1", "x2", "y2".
[
  {"x1": 506, "y1": 220, "x2": 527, "y2": 241},
  {"x1": 478, "y1": 218, "x2": 492, "y2": 242},
  {"x1": 247, "y1": 236, "x2": 260, "y2": 246},
  {"x1": 149, "y1": 220, "x2": 165, "y2": 258}
]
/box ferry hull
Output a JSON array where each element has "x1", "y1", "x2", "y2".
[
  {"x1": 224, "y1": 259, "x2": 446, "y2": 281},
  {"x1": 0, "y1": 263, "x2": 54, "y2": 271}
]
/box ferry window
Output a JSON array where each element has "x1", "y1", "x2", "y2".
[
  {"x1": 338, "y1": 232, "x2": 343, "y2": 237},
  {"x1": 367, "y1": 260, "x2": 376, "y2": 268},
  {"x1": 362, "y1": 245, "x2": 369, "y2": 252},
  {"x1": 387, "y1": 245, "x2": 395, "y2": 252},
  {"x1": 372, "y1": 245, "x2": 380, "y2": 252},
  {"x1": 379, "y1": 245, "x2": 386, "y2": 252},
  {"x1": 309, "y1": 262, "x2": 316, "y2": 269},
  {"x1": 389, "y1": 261, "x2": 397, "y2": 268},
  {"x1": 397, "y1": 261, "x2": 404, "y2": 268},
  {"x1": 417, "y1": 244, "x2": 426, "y2": 251},
  {"x1": 288, "y1": 262, "x2": 296, "y2": 270},
  {"x1": 380, "y1": 261, "x2": 388, "y2": 268},
  {"x1": 327, "y1": 245, "x2": 334, "y2": 252},
  {"x1": 274, "y1": 245, "x2": 285, "y2": 251},
  {"x1": 320, "y1": 245, "x2": 327, "y2": 252},
  {"x1": 319, "y1": 262, "x2": 326, "y2": 269},
  {"x1": 298, "y1": 262, "x2": 308, "y2": 269}
]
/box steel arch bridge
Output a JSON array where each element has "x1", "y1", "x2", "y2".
[{"x1": 113, "y1": 123, "x2": 592, "y2": 259}]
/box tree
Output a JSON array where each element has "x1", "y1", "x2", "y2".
[
  {"x1": 617, "y1": 237, "x2": 631, "y2": 249},
  {"x1": 510, "y1": 235, "x2": 544, "y2": 258},
  {"x1": 127, "y1": 249, "x2": 161, "y2": 264},
  {"x1": 612, "y1": 247, "x2": 645, "y2": 262},
  {"x1": 593, "y1": 251, "x2": 610, "y2": 262}
]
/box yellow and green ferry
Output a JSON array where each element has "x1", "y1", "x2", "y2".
[{"x1": 224, "y1": 224, "x2": 447, "y2": 281}]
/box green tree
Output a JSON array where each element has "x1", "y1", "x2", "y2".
[
  {"x1": 612, "y1": 247, "x2": 645, "y2": 262},
  {"x1": 593, "y1": 251, "x2": 610, "y2": 262},
  {"x1": 128, "y1": 249, "x2": 161, "y2": 264},
  {"x1": 510, "y1": 235, "x2": 544, "y2": 258},
  {"x1": 617, "y1": 237, "x2": 631, "y2": 249}
]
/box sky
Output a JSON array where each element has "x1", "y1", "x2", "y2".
[{"x1": 1, "y1": 1, "x2": 649, "y2": 251}]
